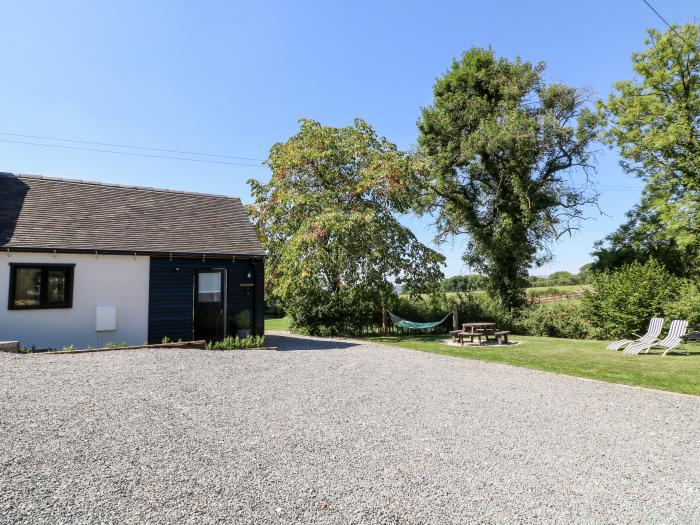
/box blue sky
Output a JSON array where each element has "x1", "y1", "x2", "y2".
[{"x1": 1, "y1": 0, "x2": 696, "y2": 276}]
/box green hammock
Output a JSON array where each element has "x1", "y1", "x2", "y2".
[{"x1": 388, "y1": 311, "x2": 452, "y2": 330}]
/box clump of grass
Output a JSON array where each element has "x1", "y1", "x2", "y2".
[{"x1": 205, "y1": 335, "x2": 265, "y2": 350}]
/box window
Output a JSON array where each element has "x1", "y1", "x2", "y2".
[
  {"x1": 8, "y1": 264, "x2": 74, "y2": 309},
  {"x1": 197, "y1": 272, "x2": 222, "y2": 303}
]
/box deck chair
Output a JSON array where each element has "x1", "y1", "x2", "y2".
[
  {"x1": 606, "y1": 317, "x2": 664, "y2": 351},
  {"x1": 624, "y1": 320, "x2": 689, "y2": 356}
]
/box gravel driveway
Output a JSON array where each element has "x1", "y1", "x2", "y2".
[{"x1": 1, "y1": 334, "x2": 698, "y2": 524}]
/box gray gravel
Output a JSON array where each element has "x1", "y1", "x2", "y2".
[{"x1": 1, "y1": 334, "x2": 698, "y2": 524}]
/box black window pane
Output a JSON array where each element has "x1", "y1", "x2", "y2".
[
  {"x1": 13, "y1": 268, "x2": 41, "y2": 307},
  {"x1": 46, "y1": 270, "x2": 67, "y2": 304}
]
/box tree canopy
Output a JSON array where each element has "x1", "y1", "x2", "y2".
[
  {"x1": 594, "y1": 24, "x2": 700, "y2": 276},
  {"x1": 248, "y1": 119, "x2": 445, "y2": 334},
  {"x1": 416, "y1": 48, "x2": 599, "y2": 309},
  {"x1": 438, "y1": 274, "x2": 488, "y2": 293}
]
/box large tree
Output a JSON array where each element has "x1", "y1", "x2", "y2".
[
  {"x1": 416, "y1": 48, "x2": 599, "y2": 309},
  {"x1": 594, "y1": 24, "x2": 700, "y2": 276},
  {"x1": 590, "y1": 201, "x2": 694, "y2": 275},
  {"x1": 248, "y1": 119, "x2": 445, "y2": 334}
]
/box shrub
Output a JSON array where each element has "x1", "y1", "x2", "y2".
[
  {"x1": 582, "y1": 259, "x2": 680, "y2": 339},
  {"x1": 205, "y1": 335, "x2": 265, "y2": 350},
  {"x1": 232, "y1": 310, "x2": 252, "y2": 331},
  {"x1": 517, "y1": 301, "x2": 593, "y2": 339},
  {"x1": 664, "y1": 281, "x2": 700, "y2": 329},
  {"x1": 288, "y1": 284, "x2": 390, "y2": 336}
]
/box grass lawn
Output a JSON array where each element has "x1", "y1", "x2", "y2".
[
  {"x1": 365, "y1": 334, "x2": 700, "y2": 396},
  {"x1": 266, "y1": 317, "x2": 699, "y2": 395},
  {"x1": 265, "y1": 317, "x2": 291, "y2": 331}
]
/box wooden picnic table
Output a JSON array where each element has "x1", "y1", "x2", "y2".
[
  {"x1": 457, "y1": 322, "x2": 499, "y2": 345},
  {"x1": 461, "y1": 322, "x2": 496, "y2": 333}
]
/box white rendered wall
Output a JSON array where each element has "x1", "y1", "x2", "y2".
[{"x1": 0, "y1": 252, "x2": 149, "y2": 349}]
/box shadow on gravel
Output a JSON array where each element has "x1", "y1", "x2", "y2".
[{"x1": 266, "y1": 334, "x2": 361, "y2": 351}]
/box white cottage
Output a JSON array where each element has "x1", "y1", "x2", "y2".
[{"x1": 0, "y1": 173, "x2": 265, "y2": 350}]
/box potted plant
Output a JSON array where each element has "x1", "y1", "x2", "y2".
[{"x1": 233, "y1": 310, "x2": 252, "y2": 339}]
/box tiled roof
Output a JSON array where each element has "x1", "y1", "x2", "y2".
[{"x1": 0, "y1": 173, "x2": 265, "y2": 257}]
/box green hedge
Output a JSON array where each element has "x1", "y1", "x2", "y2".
[
  {"x1": 283, "y1": 259, "x2": 696, "y2": 340},
  {"x1": 389, "y1": 292, "x2": 518, "y2": 333},
  {"x1": 517, "y1": 301, "x2": 592, "y2": 339},
  {"x1": 581, "y1": 259, "x2": 681, "y2": 339},
  {"x1": 662, "y1": 281, "x2": 700, "y2": 329}
]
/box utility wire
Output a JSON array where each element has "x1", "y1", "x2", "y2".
[
  {"x1": 0, "y1": 133, "x2": 647, "y2": 186},
  {"x1": 641, "y1": 0, "x2": 693, "y2": 47},
  {"x1": 0, "y1": 136, "x2": 642, "y2": 186},
  {"x1": 0, "y1": 131, "x2": 265, "y2": 162},
  {"x1": 0, "y1": 138, "x2": 264, "y2": 167}
]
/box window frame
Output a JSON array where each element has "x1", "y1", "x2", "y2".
[{"x1": 8, "y1": 263, "x2": 75, "y2": 310}]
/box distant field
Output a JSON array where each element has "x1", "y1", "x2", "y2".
[
  {"x1": 402, "y1": 284, "x2": 590, "y2": 300},
  {"x1": 526, "y1": 284, "x2": 590, "y2": 298}
]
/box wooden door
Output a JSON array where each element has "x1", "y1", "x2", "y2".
[{"x1": 194, "y1": 269, "x2": 225, "y2": 341}]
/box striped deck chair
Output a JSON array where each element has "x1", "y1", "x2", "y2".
[
  {"x1": 606, "y1": 317, "x2": 664, "y2": 351},
  {"x1": 624, "y1": 320, "x2": 689, "y2": 356}
]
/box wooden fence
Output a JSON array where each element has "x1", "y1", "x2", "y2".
[{"x1": 528, "y1": 291, "x2": 583, "y2": 304}]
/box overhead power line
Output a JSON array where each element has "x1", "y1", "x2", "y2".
[
  {"x1": 0, "y1": 138, "x2": 264, "y2": 167},
  {"x1": 0, "y1": 131, "x2": 265, "y2": 162},
  {"x1": 0, "y1": 132, "x2": 649, "y2": 187},
  {"x1": 641, "y1": 0, "x2": 693, "y2": 47},
  {"x1": 0, "y1": 136, "x2": 644, "y2": 186}
]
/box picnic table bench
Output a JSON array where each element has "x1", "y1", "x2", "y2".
[{"x1": 456, "y1": 323, "x2": 510, "y2": 346}]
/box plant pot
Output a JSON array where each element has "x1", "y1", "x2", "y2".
[{"x1": 236, "y1": 329, "x2": 251, "y2": 339}]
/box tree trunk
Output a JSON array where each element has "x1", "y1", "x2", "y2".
[{"x1": 381, "y1": 303, "x2": 387, "y2": 335}]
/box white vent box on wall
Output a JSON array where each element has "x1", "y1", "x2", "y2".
[{"x1": 95, "y1": 306, "x2": 117, "y2": 332}]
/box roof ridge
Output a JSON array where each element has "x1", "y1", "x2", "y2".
[{"x1": 8, "y1": 172, "x2": 242, "y2": 200}]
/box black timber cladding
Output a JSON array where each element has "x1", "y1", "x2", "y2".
[
  {"x1": 0, "y1": 173, "x2": 265, "y2": 257},
  {"x1": 148, "y1": 257, "x2": 265, "y2": 343}
]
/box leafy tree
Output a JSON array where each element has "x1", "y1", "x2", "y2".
[
  {"x1": 416, "y1": 48, "x2": 599, "y2": 310},
  {"x1": 438, "y1": 274, "x2": 488, "y2": 293},
  {"x1": 546, "y1": 271, "x2": 578, "y2": 284},
  {"x1": 248, "y1": 119, "x2": 445, "y2": 334},
  {"x1": 591, "y1": 203, "x2": 692, "y2": 275},
  {"x1": 596, "y1": 24, "x2": 700, "y2": 276}
]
